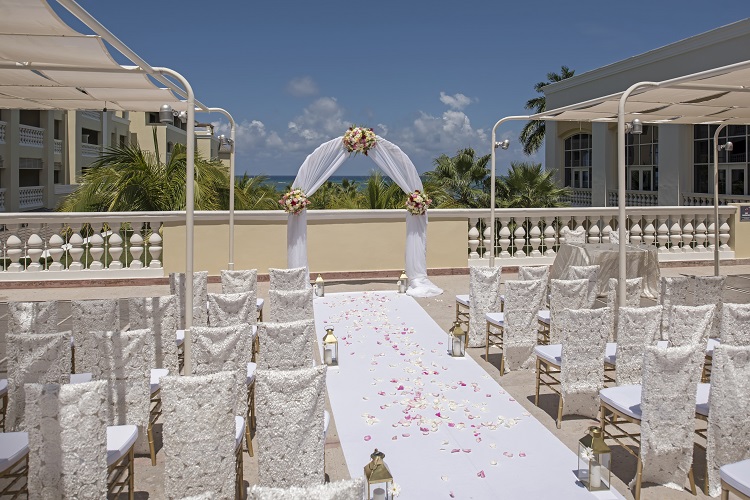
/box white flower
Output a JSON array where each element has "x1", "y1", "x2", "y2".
[{"x1": 390, "y1": 483, "x2": 401, "y2": 497}]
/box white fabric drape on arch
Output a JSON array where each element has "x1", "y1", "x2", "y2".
[{"x1": 287, "y1": 136, "x2": 443, "y2": 297}]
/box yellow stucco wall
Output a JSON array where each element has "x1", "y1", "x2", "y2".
[{"x1": 729, "y1": 203, "x2": 750, "y2": 259}]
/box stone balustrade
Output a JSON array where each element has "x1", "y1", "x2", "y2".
[
  {"x1": 18, "y1": 186, "x2": 44, "y2": 211},
  {"x1": 0, "y1": 189, "x2": 5, "y2": 212},
  {"x1": 18, "y1": 124, "x2": 44, "y2": 147},
  {"x1": 607, "y1": 190, "x2": 659, "y2": 206},
  {"x1": 0, "y1": 120, "x2": 6, "y2": 144},
  {"x1": 80, "y1": 110, "x2": 101, "y2": 121},
  {"x1": 81, "y1": 143, "x2": 101, "y2": 157},
  {"x1": 561, "y1": 189, "x2": 592, "y2": 207},
  {"x1": 54, "y1": 139, "x2": 63, "y2": 155},
  {"x1": 682, "y1": 191, "x2": 750, "y2": 206}
]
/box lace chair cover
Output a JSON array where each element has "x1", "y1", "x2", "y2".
[
  {"x1": 639, "y1": 344, "x2": 706, "y2": 490},
  {"x1": 7, "y1": 331, "x2": 72, "y2": 431},
  {"x1": 161, "y1": 371, "x2": 237, "y2": 498},
  {"x1": 170, "y1": 271, "x2": 209, "y2": 328},
  {"x1": 268, "y1": 289, "x2": 314, "y2": 323},
  {"x1": 25, "y1": 380, "x2": 108, "y2": 498},
  {"x1": 468, "y1": 266, "x2": 503, "y2": 348},
  {"x1": 518, "y1": 265, "x2": 549, "y2": 281},
  {"x1": 549, "y1": 279, "x2": 597, "y2": 344},
  {"x1": 248, "y1": 479, "x2": 365, "y2": 500},
  {"x1": 71, "y1": 298, "x2": 119, "y2": 334},
  {"x1": 615, "y1": 306, "x2": 662, "y2": 386},
  {"x1": 192, "y1": 324, "x2": 253, "y2": 417},
  {"x1": 7, "y1": 300, "x2": 59, "y2": 334},
  {"x1": 659, "y1": 276, "x2": 692, "y2": 336},
  {"x1": 257, "y1": 319, "x2": 315, "y2": 371},
  {"x1": 269, "y1": 267, "x2": 308, "y2": 291},
  {"x1": 706, "y1": 345, "x2": 750, "y2": 496},
  {"x1": 256, "y1": 365, "x2": 327, "y2": 488},
  {"x1": 606, "y1": 277, "x2": 643, "y2": 341},
  {"x1": 665, "y1": 304, "x2": 715, "y2": 348},
  {"x1": 720, "y1": 303, "x2": 750, "y2": 346},
  {"x1": 608, "y1": 229, "x2": 629, "y2": 244},
  {"x1": 503, "y1": 279, "x2": 546, "y2": 371},
  {"x1": 559, "y1": 308, "x2": 610, "y2": 420},
  {"x1": 561, "y1": 227, "x2": 586, "y2": 244},
  {"x1": 221, "y1": 269, "x2": 258, "y2": 295},
  {"x1": 208, "y1": 291, "x2": 257, "y2": 327},
  {"x1": 693, "y1": 275, "x2": 725, "y2": 340},
  {"x1": 564, "y1": 265, "x2": 599, "y2": 281},
  {"x1": 128, "y1": 295, "x2": 180, "y2": 372}
]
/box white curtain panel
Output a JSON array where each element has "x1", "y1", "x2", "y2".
[
  {"x1": 287, "y1": 136, "x2": 442, "y2": 297},
  {"x1": 248, "y1": 478, "x2": 365, "y2": 500},
  {"x1": 221, "y1": 269, "x2": 258, "y2": 295},
  {"x1": 606, "y1": 277, "x2": 643, "y2": 341},
  {"x1": 721, "y1": 303, "x2": 750, "y2": 345},
  {"x1": 615, "y1": 305, "x2": 662, "y2": 386},
  {"x1": 128, "y1": 295, "x2": 179, "y2": 372},
  {"x1": 467, "y1": 266, "x2": 503, "y2": 347},
  {"x1": 257, "y1": 319, "x2": 315, "y2": 371},
  {"x1": 8, "y1": 300, "x2": 59, "y2": 334},
  {"x1": 503, "y1": 279, "x2": 546, "y2": 371},
  {"x1": 208, "y1": 291, "x2": 257, "y2": 327}
]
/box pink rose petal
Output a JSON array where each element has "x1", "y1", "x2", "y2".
[
  {"x1": 402, "y1": 433, "x2": 410, "y2": 438},
  {"x1": 519, "y1": 452, "x2": 526, "y2": 457},
  {"x1": 477, "y1": 470, "x2": 486, "y2": 478},
  {"x1": 503, "y1": 452, "x2": 513, "y2": 457},
  {"x1": 462, "y1": 449, "x2": 471, "y2": 453},
  {"x1": 451, "y1": 449, "x2": 460, "y2": 453},
  {"x1": 364, "y1": 435, "x2": 371, "y2": 441}
]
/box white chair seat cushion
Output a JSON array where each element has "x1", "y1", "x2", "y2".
[
  {"x1": 70, "y1": 373, "x2": 93, "y2": 384},
  {"x1": 599, "y1": 383, "x2": 710, "y2": 421},
  {"x1": 485, "y1": 312, "x2": 504, "y2": 327},
  {"x1": 235, "y1": 416, "x2": 245, "y2": 451},
  {"x1": 247, "y1": 362, "x2": 257, "y2": 385},
  {"x1": 534, "y1": 343, "x2": 617, "y2": 366},
  {"x1": 538, "y1": 309, "x2": 550, "y2": 324},
  {"x1": 455, "y1": 294, "x2": 469, "y2": 307},
  {"x1": 324, "y1": 410, "x2": 330, "y2": 437},
  {"x1": 696, "y1": 383, "x2": 710, "y2": 417},
  {"x1": 151, "y1": 368, "x2": 169, "y2": 394},
  {"x1": 707, "y1": 338, "x2": 719, "y2": 356},
  {"x1": 107, "y1": 425, "x2": 138, "y2": 466},
  {"x1": 720, "y1": 459, "x2": 750, "y2": 497},
  {"x1": 0, "y1": 432, "x2": 29, "y2": 473},
  {"x1": 500, "y1": 294, "x2": 505, "y2": 303},
  {"x1": 176, "y1": 329, "x2": 184, "y2": 346},
  {"x1": 604, "y1": 343, "x2": 617, "y2": 365},
  {"x1": 0, "y1": 378, "x2": 7, "y2": 396},
  {"x1": 257, "y1": 298, "x2": 264, "y2": 311}
]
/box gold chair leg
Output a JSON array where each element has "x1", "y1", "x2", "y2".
[
  {"x1": 721, "y1": 485, "x2": 730, "y2": 500},
  {"x1": 71, "y1": 345, "x2": 76, "y2": 374},
  {"x1": 485, "y1": 325, "x2": 489, "y2": 361},
  {"x1": 236, "y1": 443, "x2": 244, "y2": 500},
  {"x1": 556, "y1": 392, "x2": 563, "y2": 429},
  {"x1": 634, "y1": 458, "x2": 643, "y2": 500},
  {"x1": 535, "y1": 358, "x2": 541, "y2": 406},
  {"x1": 0, "y1": 393, "x2": 7, "y2": 432},
  {"x1": 148, "y1": 422, "x2": 157, "y2": 466},
  {"x1": 128, "y1": 447, "x2": 135, "y2": 500},
  {"x1": 499, "y1": 347, "x2": 505, "y2": 376},
  {"x1": 688, "y1": 467, "x2": 697, "y2": 496}
]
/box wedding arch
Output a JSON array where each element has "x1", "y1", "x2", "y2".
[{"x1": 285, "y1": 128, "x2": 443, "y2": 298}]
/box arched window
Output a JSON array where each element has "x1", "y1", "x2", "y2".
[{"x1": 563, "y1": 133, "x2": 592, "y2": 189}]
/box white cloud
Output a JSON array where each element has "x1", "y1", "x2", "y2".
[
  {"x1": 212, "y1": 119, "x2": 283, "y2": 154},
  {"x1": 286, "y1": 76, "x2": 319, "y2": 97},
  {"x1": 439, "y1": 91, "x2": 473, "y2": 110},
  {"x1": 284, "y1": 97, "x2": 349, "y2": 150},
  {"x1": 375, "y1": 123, "x2": 389, "y2": 137},
  {"x1": 391, "y1": 108, "x2": 488, "y2": 161}
]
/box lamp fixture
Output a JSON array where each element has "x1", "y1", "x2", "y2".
[
  {"x1": 218, "y1": 134, "x2": 235, "y2": 154},
  {"x1": 718, "y1": 141, "x2": 734, "y2": 152},
  {"x1": 494, "y1": 139, "x2": 510, "y2": 150},
  {"x1": 159, "y1": 104, "x2": 188, "y2": 124},
  {"x1": 624, "y1": 118, "x2": 643, "y2": 135}
]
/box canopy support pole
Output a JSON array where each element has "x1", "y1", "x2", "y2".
[{"x1": 713, "y1": 123, "x2": 729, "y2": 276}]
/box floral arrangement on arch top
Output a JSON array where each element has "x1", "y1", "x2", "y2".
[
  {"x1": 343, "y1": 126, "x2": 377, "y2": 156},
  {"x1": 279, "y1": 188, "x2": 311, "y2": 215},
  {"x1": 405, "y1": 190, "x2": 432, "y2": 215}
]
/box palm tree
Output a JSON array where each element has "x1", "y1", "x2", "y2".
[
  {"x1": 360, "y1": 171, "x2": 403, "y2": 209},
  {"x1": 423, "y1": 148, "x2": 491, "y2": 208},
  {"x1": 519, "y1": 66, "x2": 575, "y2": 155},
  {"x1": 496, "y1": 162, "x2": 570, "y2": 208},
  {"x1": 232, "y1": 174, "x2": 281, "y2": 210}
]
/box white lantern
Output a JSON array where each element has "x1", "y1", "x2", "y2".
[
  {"x1": 397, "y1": 271, "x2": 408, "y2": 294},
  {"x1": 315, "y1": 274, "x2": 325, "y2": 297}
]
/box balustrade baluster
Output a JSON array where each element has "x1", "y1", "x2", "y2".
[
  {"x1": 129, "y1": 230, "x2": 144, "y2": 269},
  {"x1": 558, "y1": 216, "x2": 571, "y2": 245},
  {"x1": 26, "y1": 228, "x2": 44, "y2": 272},
  {"x1": 629, "y1": 216, "x2": 642, "y2": 245},
  {"x1": 67, "y1": 225, "x2": 84, "y2": 271},
  {"x1": 482, "y1": 218, "x2": 492, "y2": 259},
  {"x1": 88, "y1": 228, "x2": 105, "y2": 270},
  {"x1": 513, "y1": 218, "x2": 526, "y2": 258},
  {"x1": 669, "y1": 216, "x2": 683, "y2": 253},
  {"x1": 706, "y1": 216, "x2": 716, "y2": 252},
  {"x1": 148, "y1": 224, "x2": 163, "y2": 268},
  {"x1": 543, "y1": 217, "x2": 557, "y2": 256},
  {"x1": 108, "y1": 221, "x2": 124, "y2": 269},
  {"x1": 719, "y1": 215, "x2": 731, "y2": 252},
  {"x1": 6, "y1": 226, "x2": 22, "y2": 272},
  {"x1": 588, "y1": 216, "x2": 601, "y2": 243},
  {"x1": 682, "y1": 216, "x2": 694, "y2": 253},
  {"x1": 694, "y1": 215, "x2": 708, "y2": 252},
  {"x1": 468, "y1": 218, "x2": 480, "y2": 259},
  {"x1": 498, "y1": 217, "x2": 511, "y2": 258},
  {"x1": 528, "y1": 217, "x2": 542, "y2": 257},
  {"x1": 48, "y1": 230, "x2": 65, "y2": 271}
]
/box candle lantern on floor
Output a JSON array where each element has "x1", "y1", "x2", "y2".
[
  {"x1": 448, "y1": 320, "x2": 466, "y2": 357},
  {"x1": 322, "y1": 327, "x2": 338, "y2": 366},
  {"x1": 364, "y1": 448, "x2": 393, "y2": 500},
  {"x1": 397, "y1": 271, "x2": 408, "y2": 294},
  {"x1": 315, "y1": 274, "x2": 325, "y2": 297},
  {"x1": 578, "y1": 426, "x2": 611, "y2": 491}
]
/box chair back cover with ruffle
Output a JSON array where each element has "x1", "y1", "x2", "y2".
[
  {"x1": 25, "y1": 380, "x2": 108, "y2": 499},
  {"x1": 659, "y1": 276, "x2": 692, "y2": 336},
  {"x1": 503, "y1": 279, "x2": 546, "y2": 372},
  {"x1": 256, "y1": 365, "x2": 327, "y2": 488},
  {"x1": 665, "y1": 304, "x2": 715, "y2": 348},
  {"x1": 192, "y1": 324, "x2": 253, "y2": 416},
  {"x1": 248, "y1": 478, "x2": 365, "y2": 499},
  {"x1": 606, "y1": 277, "x2": 643, "y2": 341},
  {"x1": 170, "y1": 271, "x2": 209, "y2": 328},
  {"x1": 564, "y1": 264, "x2": 599, "y2": 282},
  {"x1": 706, "y1": 345, "x2": 750, "y2": 496},
  {"x1": 559, "y1": 308, "x2": 610, "y2": 420},
  {"x1": 468, "y1": 266, "x2": 503, "y2": 348},
  {"x1": 269, "y1": 267, "x2": 308, "y2": 291},
  {"x1": 128, "y1": 295, "x2": 179, "y2": 372},
  {"x1": 8, "y1": 300, "x2": 59, "y2": 334},
  {"x1": 268, "y1": 288, "x2": 314, "y2": 323},
  {"x1": 221, "y1": 269, "x2": 258, "y2": 295},
  {"x1": 639, "y1": 344, "x2": 706, "y2": 490},
  {"x1": 518, "y1": 265, "x2": 549, "y2": 282},
  {"x1": 208, "y1": 291, "x2": 257, "y2": 327},
  {"x1": 257, "y1": 319, "x2": 315, "y2": 371},
  {"x1": 71, "y1": 298, "x2": 119, "y2": 335},
  {"x1": 161, "y1": 371, "x2": 237, "y2": 498},
  {"x1": 720, "y1": 303, "x2": 750, "y2": 346},
  {"x1": 608, "y1": 229, "x2": 629, "y2": 244},
  {"x1": 7, "y1": 331, "x2": 72, "y2": 431},
  {"x1": 549, "y1": 279, "x2": 597, "y2": 344},
  {"x1": 693, "y1": 275, "x2": 725, "y2": 340},
  {"x1": 561, "y1": 227, "x2": 586, "y2": 244},
  {"x1": 615, "y1": 305, "x2": 662, "y2": 386}
]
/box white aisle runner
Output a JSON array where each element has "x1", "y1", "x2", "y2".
[{"x1": 315, "y1": 292, "x2": 624, "y2": 500}]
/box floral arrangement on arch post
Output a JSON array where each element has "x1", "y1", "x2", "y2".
[
  {"x1": 279, "y1": 188, "x2": 310, "y2": 215},
  {"x1": 343, "y1": 125, "x2": 377, "y2": 156},
  {"x1": 405, "y1": 190, "x2": 432, "y2": 215}
]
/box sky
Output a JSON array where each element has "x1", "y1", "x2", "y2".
[{"x1": 55, "y1": 1, "x2": 746, "y2": 177}]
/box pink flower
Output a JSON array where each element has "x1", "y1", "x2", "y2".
[
  {"x1": 477, "y1": 470, "x2": 486, "y2": 478},
  {"x1": 364, "y1": 435, "x2": 372, "y2": 441}
]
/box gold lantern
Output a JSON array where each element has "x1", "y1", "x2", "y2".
[
  {"x1": 448, "y1": 320, "x2": 466, "y2": 357},
  {"x1": 397, "y1": 271, "x2": 408, "y2": 294},
  {"x1": 578, "y1": 426, "x2": 611, "y2": 491},
  {"x1": 364, "y1": 448, "x2": 393, "y2": 500},
  {"x1": 322, "y1": 327, "x2": 338, "y2": 366},
  {"x1": 315, "y1": 274, "x2": 325, "y2": 297}
]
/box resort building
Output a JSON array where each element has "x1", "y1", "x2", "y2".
[{"x1": 543, "y1": 18, "x2": 750, "y2": 207}]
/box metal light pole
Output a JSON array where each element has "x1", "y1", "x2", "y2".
[{"x1": 713, "y1": 124, "x2": 731, "y2": 276}]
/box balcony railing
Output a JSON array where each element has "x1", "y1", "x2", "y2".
[
  {"x1": 0, "y1": 121, "x2": 6, "y2": 144},
  {"x1": 54, "y1": 139, "x2": 63, "y2": 155},
  {"x1": 81, "y1": 143, "x2": 101, "y2": 157},
  {"x1": 560, "y1": 189, "x2": 592, "y2": 207},
  {"x1": 19, "y1": 186, "x2": 44, "y2": 211},
  {"x1": 19, "y1": 124, "x2": 44, "y2": 147},
  {"x1": 682, "y1": 192, "x2": 750, "y2": 206},
  {"x1": 0, "y1": 188, "x2": 5, "y2": 212},
  {"x1": 608, "y1": 190, "x2": 659, "y2": 206},
  {"x1": 81, "y1": 110, "x2": 101, "y2": 121}
]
